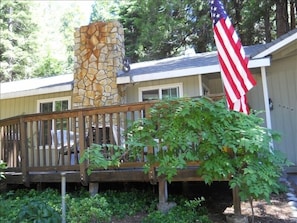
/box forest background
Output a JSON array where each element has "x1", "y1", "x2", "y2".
[{"x1": 0, "y1": 0, "x2": 296, "y2": 83}]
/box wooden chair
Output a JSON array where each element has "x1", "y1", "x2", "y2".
[{"x1": 51, "y1": 130, "x2": 79, "y2": 165}]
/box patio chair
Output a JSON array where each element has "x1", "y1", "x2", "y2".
[
  {"x1": 51, "y1": 130, "x2": 79, "y2": 165},
  {"x1": 112, "y1": 125, "x2": 125, "y2": 147}
]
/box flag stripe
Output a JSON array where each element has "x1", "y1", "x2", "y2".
[
  {"x1": 215, "y1": 18, "x2": 254, "y2": 97},
  {"x1": 210, "y1": 0, "x2": 256, "y2": 114}
]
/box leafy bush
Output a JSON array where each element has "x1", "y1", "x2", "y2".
[
  {"x1": 0, "y1": 187, "x2": 212, "y2": 223},
  {"x1": 0, "y1": 160, "x2": 6, "y2": 179},
  {"x1": 16, "y1": 201, "x2": 61, "y2": 223},
  {"x1": 79, "y1": 144, "x2": 126, "y2": 175},
  {"x1": 126, "y1": 97, "x2": 291, "y2": 208},
  {"x1": 0, "y1": 188, "x2": 61, "y2": 223},
  {"x1": 103, "y1": 189, "x2": 157, "y2": 218},
  {"x1": 66, "y1": 194, "x2": 111, "y2": 223},
  {"x1": 143, "y1": 197, "x2": 211, "y2": 223}
]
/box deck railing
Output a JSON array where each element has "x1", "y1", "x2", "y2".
[{"x1": 0, "y1": 101, "x2": 156, "y2": 185}]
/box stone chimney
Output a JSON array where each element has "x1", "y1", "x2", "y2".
[{"x1": 73, "y1": 21, "x2": 125, "y2": 109}]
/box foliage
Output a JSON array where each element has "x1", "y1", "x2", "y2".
[
  {"x1": 89, "y1": 0, "x2": 123, "y2": 22},
  {"x1": 0, "y1": 160, "x2": 6, "y2": 179},
  {"x1": 0, "y1": 187, "x2": 212, "y2": 222},
  {"x1": 59, "y1": 3, "x2": 87, "y2": 73},
  {"x1": 143, "y1": 196, "x2": 210, "y2": 223},
  {"x1": 90, "y1": 0, "x2": 296, "y2": 62},
  {"x1": 16, "y1": 201, "x2": 61, "y2": 223},
  {"x1": 33, "y1": 54, "x2": 64, "y2": 77},
  {"x1": 118, "y1": 0, "x2": 212, "y2": 62},
  {"x1": 0, "y1": 188, "x2": 61, "y2": 222},
  {"x1": 103, "y1": 189, "x2": 157, "y2": 218},
  {"x1": 79, "y1": 143, "x2": 126, "y2": 175},
  {"x1": 66, "y1": 194, "x2": 111, "y2": 223},
  {"x1": 0, "y1": 0, "x2": 38, "y2": 82},
  {"x1": 126, "y1": 97, "x2": 291, "y2": 205}
]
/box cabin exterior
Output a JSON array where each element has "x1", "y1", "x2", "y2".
[{"x1": 0, "y1": 21, "x2": 297, "y2": 196}]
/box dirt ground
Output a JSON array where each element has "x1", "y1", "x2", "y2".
[
  {"x1": 111, "y1": 193, "x2": 295, "y2": 223},
  {"x1": 111, "y1": 180, "x2": 297, "y2": 223}
]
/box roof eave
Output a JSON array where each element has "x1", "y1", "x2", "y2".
[
  {"x1": 253, "y1": 32, "x2": 297, "y2": 59},
  {"x1": 1, "y1": 84, "x2": 73, "y2": 99},
  {"x1": 117, "y1": 57, "x2": 271, "y2": 84}
]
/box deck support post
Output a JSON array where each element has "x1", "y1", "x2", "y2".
[
  {"x1": 158, "y1": 177, "x2": 168, "y2": 204},
  {"x1": 233, "y1": 186, "x2": 241, "y2": 215},
  {"x1": 61, "y1": 173, "x2": 66, "y2": 223},
  {"x1": 89, "y1": 182, "x2": 99, "y2": 196},
  {"x1": 157, "y1": 177, "x2": 176, "y2": 213}
]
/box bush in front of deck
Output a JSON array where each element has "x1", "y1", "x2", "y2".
[{"x1": 126, "y1": 97, "x2": 291, "y2": 206}]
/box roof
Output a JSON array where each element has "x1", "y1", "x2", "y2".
[
  {"x1": 117, "y1": 28, "x2": 297, "y2": 84},
  {"x1": 0, "y1": 74, "x2": 73, "y2": 99},
  {"x1": 116, "y1": 45, "x2": 270, "y2": 84},
  {"x1": 253, "y1": 28, "x2": 297, "y2": 58}
]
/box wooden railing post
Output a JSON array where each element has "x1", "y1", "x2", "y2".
[
  {"x1": 144, "y1": 104, "x2": 157, "y2": 184},
  {"x1": 20, "y1": 117, "x2": 29, "y2": 186},
  {"x1": 78, "y1": 111, "x2": 88, "y2": 186}
]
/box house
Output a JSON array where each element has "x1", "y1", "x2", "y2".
[{"x1": 1, "y1": 21, "x2": 297, "y2": 169}]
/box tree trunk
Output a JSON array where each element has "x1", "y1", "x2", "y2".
[
  {"x1": 276, "y1": 0, "x2": 289, "y2": 37},
  {"x1": 264, "y1": 0, "x2": 272, "y2": 42},
  {"x1": 290, "y1": 0, "x2": 296, "y2": 29}
]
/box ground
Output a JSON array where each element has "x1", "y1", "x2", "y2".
[
  {"x1": 111, "y1": 180, "x2": 297, "y2": 223},
  {"x1": 110, "y1": 193, "x2": 295, "y2": 223}
]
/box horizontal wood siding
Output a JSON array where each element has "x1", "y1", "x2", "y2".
[
  {"x1": 125, "y1": 76, "x2": 202, "y2": 103},
  {"x1": 0, "y1": 91, "x2": 72, "y2": 120}
]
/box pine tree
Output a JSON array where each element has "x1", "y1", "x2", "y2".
[{"x1": 0, "y1": 0, "x2": 38, "y2": 82}]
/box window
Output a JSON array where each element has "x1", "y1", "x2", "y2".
[
  {"x1": 139, "y1": 84, "x2": 182, "y2": 118},
  {"x1": 38, "y1": 97, "x2": 70, "y2": 113},
  {"x1": 37, "y1": 97, "x2": 71, "y2": 145},
  {"x1": 139, "y1": 83, "x2": 183, "y2": 102}
]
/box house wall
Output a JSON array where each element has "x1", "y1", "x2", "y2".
[
  {"x1": 249, "y1": 54, "x2": 297, "y2": 166},
  {"x1": 203, "y1": 74, "x2": 223, "y2": 95},
  {"x1": 124, "y1": 75, "x2": 202, "y2": 103},
  {"x1": 268, "y1": 54, "x2": 297, "y2": 165},
  {"x1": 0, "y1": 91, "x2": 72, "y2": 120}
]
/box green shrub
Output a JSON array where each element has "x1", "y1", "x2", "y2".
[
  {"x1": 143, "y1": 197, "x2": 210, "y2": 223},
  {"x1": 126, "y1": 97, "x2": 291, "y2": 211},
  {"x1": 66, "y1": 194, "x2": 112, "y2": 223},
  {"x1": 16, "y1": 200, "x2": 61, "y2": 223},
  {"x1": 0, "y1": 160, "x2": 6, "y2": 179}
]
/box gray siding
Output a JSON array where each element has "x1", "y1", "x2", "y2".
[
  {"x1": 0, "y1": 91, "x2": 72, "y2": 120},
  {"x1": 125, "y1": 75, "x2": 202, "y2": 103},
  {"x1": 268, "y1": 55, "x2": 297, "y2": 165}
]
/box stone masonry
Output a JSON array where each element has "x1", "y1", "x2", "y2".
[{"x1": 73, "y1": 21, "x2": 125, "y2": 109}]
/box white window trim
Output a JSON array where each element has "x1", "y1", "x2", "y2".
[
  {"x1": 37, "y1": 96, "x2": 71, "y2": 113},
  {"x1": 138, "y1": 83, "x2": 183, "y2": 102}
]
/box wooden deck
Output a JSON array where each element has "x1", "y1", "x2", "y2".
[{"x1": 0, "y1": 101, "x2": 204, "y2": 187}]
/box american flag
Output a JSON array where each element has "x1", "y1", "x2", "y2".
[{"x1": 210, "y1": 0, "x2": 256, "y2": 114}]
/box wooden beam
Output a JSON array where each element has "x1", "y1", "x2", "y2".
[
  {"x1": 78, "y1": 111, "x2": 88, "y2": 186},
  {"x1": 20, "y1": 117, "x2": 29, "y2": 187}
]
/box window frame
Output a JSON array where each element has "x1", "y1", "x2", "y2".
[
  {"x1": 37, "y1": 96, "x2": 71, "y2": 113},
  {"x1": 138, "y1": 83, "x2": 183, "y2": 102}
]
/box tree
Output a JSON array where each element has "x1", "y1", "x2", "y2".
[
  {"x1": 90, "y1": 0, "x2": 123, "y2": 22},
  {"x1": 60, "y1": 3, "x2": 88, "y2": 73},
  {"x1": 276, "y1": 0, "x2": 290, "y2": 37},
  {"x1": 0, "y1": 0, "x2": 38, "y2": 82},
  {"x1": 125, "y1": 97, "x2": 291, "y2": 221},
  {"x1": 31, "y1": 1, "x2": 88, "y2": 77}
]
